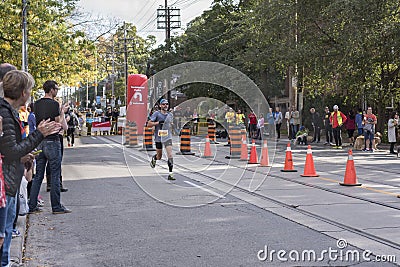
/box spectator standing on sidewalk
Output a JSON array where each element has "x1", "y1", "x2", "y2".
[
  {"x1": 27, "y1": 103, "x2": 36, "y2": 134},
  {"x1": 0, "y1": 70, "x2": 60, "y2": 266},
  {"x1": 273, "y1": 107, "x2": 283, "y2": 139},
  {"x1": 28, "y1": 80, "x2": 72, "y2": 215},
  {"x1": 111, "y1": 107, "x2": 119, "y2": 134},
  {"x1": 323, "y1": 106, "x2": 333, "y2": 145},
  {"x1": 345, "y1": 110, "x2": 356, "y2": 146},
  {"x1": 256, "y1": 114, "x2": 264, "y2": 139},
  {"x1": 290, "y1": 106, "x2": 300, "y2": 140},
  {"x1": 248, "y1": 111, "x2": 257, "y2": 138},
  {"x1": 236, "y1": 109, "x2": 245, "y2": 127},
  {"x1": 355, "y1": 108, "x2": 364, "y2": 136},
  {"x1": 362, "y1": 107, "x2": 377, "y2": 152},
  {"x1": 0, "y1": 63, "x2": 17, "y2": 98},
  {"x1": 329, "y1": 105, "x2": 347, "y2": 149},
  {"x1": 0, "y1": 115, "x2": 5, "y2": 249},
  {"x1": 284, "y1": 107, "x2": 291, "y2": 139},
  {"x1": 388, "y1": 111, "x2": 398, "y2": 154},
  {"x1": 266, "y1": 108, "x2": 274, "y2": 137},
  {"x1": 310, "y1": 107, "x2": 322, "y2": 143}
]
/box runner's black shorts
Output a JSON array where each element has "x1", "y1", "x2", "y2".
[{"x1": 155, "y1": 139, "x2": 172, "y2": 149}]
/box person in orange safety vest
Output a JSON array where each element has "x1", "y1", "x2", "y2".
[{"x1": 329, "y1": 105, "x2": 347, "y2": 149}]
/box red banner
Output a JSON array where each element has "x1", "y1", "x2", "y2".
[{"x1": 127, "y1": 74, "x2": 148, "y2": 135}]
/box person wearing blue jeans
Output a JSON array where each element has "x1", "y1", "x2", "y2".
[
  {"x1": 362, "y1": 107, "x2": 377, "y2": 152},
  {"x1": 28, "y1": 139, "x2": 66, "y2": 212},
  {"x1": 28, "y1": 80, "x2": 70, "y2": 214},
  {"x1": 0, "y1": 70, "x2": 60, "y2": 267},
  {"x1": 1, "y1": 196, "x2": 16, "y2": 266}
]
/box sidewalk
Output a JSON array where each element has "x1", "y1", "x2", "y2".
[{"x1": 9, "y1": 136, "x2": 83, "y2": 266}]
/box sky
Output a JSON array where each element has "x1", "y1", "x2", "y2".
[{"x1": 77, "y1": 0, "x2": 214, "y2": 45}]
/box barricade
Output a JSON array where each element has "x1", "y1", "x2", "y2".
[
  {"x1": 225, "y1": 126, "x2": 241, "y2": 159},
  {"x1": 177, "y1": 126, "x2": 195, "y2": 155},
  {"x1": 129, "y1": 123, "x2": 139, "y2": 147},
  {"x1": 224, "y1": 125, "x2": 234, "y2": 147},
  {"x1": 208, "y1": 122, "x2": 219, "y2": 144},
  {"x1": 139, "y1": 126, "x2": 155, "y2": 151},
  {"x1": 124, "y1": 124, "x2": 131, "y2": 145}
]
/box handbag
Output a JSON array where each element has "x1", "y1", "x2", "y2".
[{"x1": 0, "y1": 154, "x2": 6, "y2": 208}]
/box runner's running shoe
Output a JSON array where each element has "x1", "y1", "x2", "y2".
[
  {"x1": 150, "y1": 156, "x2": 156, "y2": 168},
  {"x1": 167, "y1": 174, "x2": 175, "y2": 180}
]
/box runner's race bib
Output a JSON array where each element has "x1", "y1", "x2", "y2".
[{"x1": 158, "y1": 130, "x2": 168, "y2": 137}]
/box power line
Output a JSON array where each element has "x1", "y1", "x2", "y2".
[
  {"x1": 139, "y1": 15, "x2": 158, "y2": 32},
  {"x1": 181, "y1": 0, "x2": 203, "y2": 10},
  {"x1": 135, "y1": 0, "x2": 159, "y2": 26}
]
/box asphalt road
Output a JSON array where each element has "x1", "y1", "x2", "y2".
[{"x1": 23, "y1": 135, "x2": 398, "y2": 266}]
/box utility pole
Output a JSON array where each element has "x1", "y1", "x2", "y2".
[
  {"x1": 165, "y1": 0, "x2": 170, "y2": 48},
  {"x1": 157, "y1": 1, "x2": 181, "y2": 47},
  {"x1": 21, "y1": 0, "x2": 28, "y2": 71},
  {"x1": 157, "y1": 1, "x2": 181, "y2": 103}
]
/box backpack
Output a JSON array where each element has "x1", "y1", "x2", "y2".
[{"x1": 68, "y1": 113, "x2": 78, "y2": 127}]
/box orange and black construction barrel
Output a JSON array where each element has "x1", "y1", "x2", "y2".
[
  {"x1": 139, "y1": 126, "x2": 156, "y2": 151},
  {"x1": 123, "y1": 123, "x2": 131, "y2": 146},
  {"x1": 177, "y1": 125, "x2": 195, "y2": 155},
  {"x1": 128, "y1": 122, "x2": 139, "y2": 147},
  {"x1": 225, "y1": 126, "x2": 241, "y2": 159},
  {"x1": 224, "y1": 125, "x2": 234, "y2": 147},
  {"x1": 208, "y1": 122, "x2": 219, "y2": 144}
]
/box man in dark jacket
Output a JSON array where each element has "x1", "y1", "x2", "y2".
[
  {"x1": 310, "y1": 107, "x2": 322, "y2": 143},
  {"x1": 0, "y1": 70, "x2": 59, "y2": 266}
]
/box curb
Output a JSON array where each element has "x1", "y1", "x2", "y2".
[{"x1": 10, "y1": 214, "x2": 26, "y2": 266}]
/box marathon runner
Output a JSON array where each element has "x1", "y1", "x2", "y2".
[{"x1": 148, "y1": 99, "x2": 175, "y2": 180}]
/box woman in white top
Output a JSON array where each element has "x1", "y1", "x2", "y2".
[
  {"x1": 387, "y1": 111, "x2": 398, "y2": 154},
  {"x1": 257, "y1": 114, "x2": 264, "y2": 140}
]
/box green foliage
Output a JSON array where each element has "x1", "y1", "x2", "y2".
[
  {"x1": 149, "y1": 0, "x2": 400, "y2": 132},
  {"x1": 0, "y1": 0, "x2": 90, "y2": 90}
]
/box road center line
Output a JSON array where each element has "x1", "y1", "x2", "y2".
[{"x1": 184, "y1": 181, "x2": 226, "y2": 199}]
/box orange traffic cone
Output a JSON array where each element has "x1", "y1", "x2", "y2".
[
  {"x1": 248, "y1": 140, "x2": 259, "y2": 164},
  {"x1": 340, "y1": 149, "x2": 361, "y2": 186},
  {"x1": 281, "y1": 142, "x2": 297, "y2": 172},
  {"x1": 260, "y1": 140, "x2": 270, "y2": 167},
  {"x1": 202, "y1": 135, "x2": 213, "y2": 158},
  {"x1": 300, "y1": 145, "x2": 319, "y2": 177},
  {"x1": 239, "y1": 136, "x2": 248, "y2": 161}
]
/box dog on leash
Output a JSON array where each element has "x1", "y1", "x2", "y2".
[{"x1": 354, "y1": 132, "x2": 382, "y2": 150}]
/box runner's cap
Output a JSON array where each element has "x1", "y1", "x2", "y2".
[{"x1": 160, "y1": 99, "x2": 168, "y2": 104}]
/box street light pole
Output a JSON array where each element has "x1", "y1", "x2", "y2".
[
  {"x1": 21, "y1": 0, "x2": 28, "y2": 71},
  {"x1": 124, "y1": 21, "x2": 128, "y2": 107}
]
